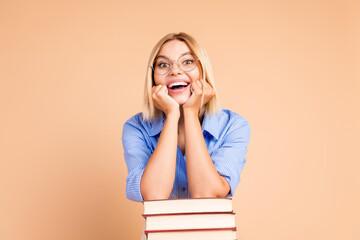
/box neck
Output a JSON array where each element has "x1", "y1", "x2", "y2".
[
  {"x1": 178, "y1": 107, "x2": 185, "y2": 134},
  {"x1": 177, "y1": 107, "x2": 204, "y2": 134}
]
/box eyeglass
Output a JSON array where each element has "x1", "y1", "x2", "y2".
[{"x1": 150, "y1": 53, "x2": 199, "y2": 75}]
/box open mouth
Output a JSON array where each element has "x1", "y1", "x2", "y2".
[{"x1": 168, "y1": 82, "x2": 190, "y2": 90}]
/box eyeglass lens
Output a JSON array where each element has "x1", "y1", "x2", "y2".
[{"x1": 153, "y1": 54, "x2": 197, "y2": 75}]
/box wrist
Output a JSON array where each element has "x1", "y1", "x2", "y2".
[
  {"x1": 183, "y1": 107, "x2": 198, "y2": 118},
  {"x1": 166, "y1": 108, "x2": 180, "y2": 120}
]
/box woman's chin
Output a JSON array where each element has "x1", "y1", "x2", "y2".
[{"x1": 172, "y1": 95, "x2": 190, "y2": 106}]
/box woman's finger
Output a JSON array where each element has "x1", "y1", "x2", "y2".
[
  {"x1": 191, "y1": 80, "x2": 202, "y2": 95},
  {"x1": 196, "y1": 79, "x2": 203, "y2": 89},
  {"x1": 159, "y1": 85, "x2": 168, "y2": 95},
  {"x1": 152, "y1": 85, "x2": 163, "y2": 95},
  {"x1": 199, "y1": 80, "x2": 215, "y2": 105}
]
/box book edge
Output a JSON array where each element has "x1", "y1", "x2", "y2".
[
  {"x1": 142, "y1": 211, "x2": 235, "y2": 218},
  {"x1": 145, "y1": 227, "x2": 237, "y2": 234},
  {"x1": 142, "y1": 197, "x2": 232, "y2": 204}
]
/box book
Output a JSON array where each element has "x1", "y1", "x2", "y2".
[
  {"x1": 143, "y1": 212, "x2": 236, "y2": 231},
  {"x1": 142, "y1": 198, "x2": 238, "y2": 239},
  {"x1": 143, "y1": 197, "x2": 233, "y2": 215},
  {"x1": 146, "y1": 227, "x2": 237, "y2": 240}
]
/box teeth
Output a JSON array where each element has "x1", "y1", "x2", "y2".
[{"x1": 169, "y1": 82, "x2": 188, "y2": 88}]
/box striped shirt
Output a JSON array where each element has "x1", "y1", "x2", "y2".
[{"x1": 122, "y1": 109, "x2": 251, "y2": 202}]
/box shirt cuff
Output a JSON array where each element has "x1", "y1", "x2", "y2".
[{"x1": 126, "y1": 167, "x2": 145, "y2": 202}]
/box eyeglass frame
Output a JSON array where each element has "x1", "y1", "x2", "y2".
[{"x1": 150, "y1": 53, "x2": 200, "y2": 75}]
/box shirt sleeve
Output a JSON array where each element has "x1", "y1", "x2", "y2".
[
  {"x1": 122, "y1": 119, "x2": 152, "y2": 202},
  {"x1": 210, "y1": 118, "x2": 251, "y2": 197}
]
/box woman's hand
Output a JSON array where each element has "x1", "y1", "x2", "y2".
[
  {"x1": 152, "y1": 85, "x2": 180, "y2": 117},
  {"x1": 182, "y1": 79, "x2": 215, "y2": 114}
]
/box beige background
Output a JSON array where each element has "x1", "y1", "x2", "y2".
[{"x1": 1, "y1": 0, "x2": 359, "y2": 239}]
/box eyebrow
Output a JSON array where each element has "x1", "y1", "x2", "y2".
[{"x1": 156, "y1": 51, "x2": 193, "y2": 60}]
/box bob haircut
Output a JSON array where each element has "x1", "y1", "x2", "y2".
[{"x1": 142, "y1": 32, "x2": 221, "y2": 121}]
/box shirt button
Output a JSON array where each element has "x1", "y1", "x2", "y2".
[{"x1": 181, "y1": 187, "x2": 186, "y2": 192}]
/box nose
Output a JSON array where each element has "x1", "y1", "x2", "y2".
[{"x1": 169, "y1": 61, "x2": 182, "y2": 75}]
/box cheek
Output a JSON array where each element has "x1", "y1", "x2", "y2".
[
  {"x1": 189, "y1": 68, "x2": 201, "y2": 81},
  {"x1": 195, "y1": 64, "x2": 203, "y2": 79},
  {"x1": 153, "y1": 75, "x2": 164, "y2": 86}
]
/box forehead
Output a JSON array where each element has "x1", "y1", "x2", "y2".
[{"x1": 157, "y1": 40, "x2": 192, "y2": 59}]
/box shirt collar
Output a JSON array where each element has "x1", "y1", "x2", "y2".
[
  {"x1": 148, "y1": 111, "x2": 221, "y2": 140},
  {"x1": 149, "y1": 113, "x2": 166, "y2": 137},
  {"x1": 201, "y1": 111, "x2": 221, "y2": 140}
]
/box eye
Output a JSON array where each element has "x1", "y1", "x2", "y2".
[
  {"x1": 157, "y1": 62, "x2": 170, "y2": 68},
  {"x1": 183, "y1": 59, "x2": 194, "y2": 65}
]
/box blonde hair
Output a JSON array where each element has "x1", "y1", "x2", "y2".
[{"x1": 142, "y1": 32, "x2": 221, "y2": 121}]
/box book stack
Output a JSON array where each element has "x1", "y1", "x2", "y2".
[{"x1": 142, "y1": 198, "x2": 237, "y2": 240}]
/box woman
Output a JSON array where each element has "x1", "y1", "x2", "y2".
[{"x1": 122, "y1": 32, "x2": 250, "y2": 203}]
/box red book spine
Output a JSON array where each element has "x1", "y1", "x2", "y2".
[
  {"x1": 142, "y1": 197, "x2": 233, "y2": 204},
  {"x1": 145, "y1": 227, "x2": 237, "y2": 234},
  {"x1": 142, "y1": 211, "x2": 235, "y2": 218}
]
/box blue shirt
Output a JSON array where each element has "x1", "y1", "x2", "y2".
[{"x1": 122, "y1": 109, "x2": 250, "y2": 202}]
